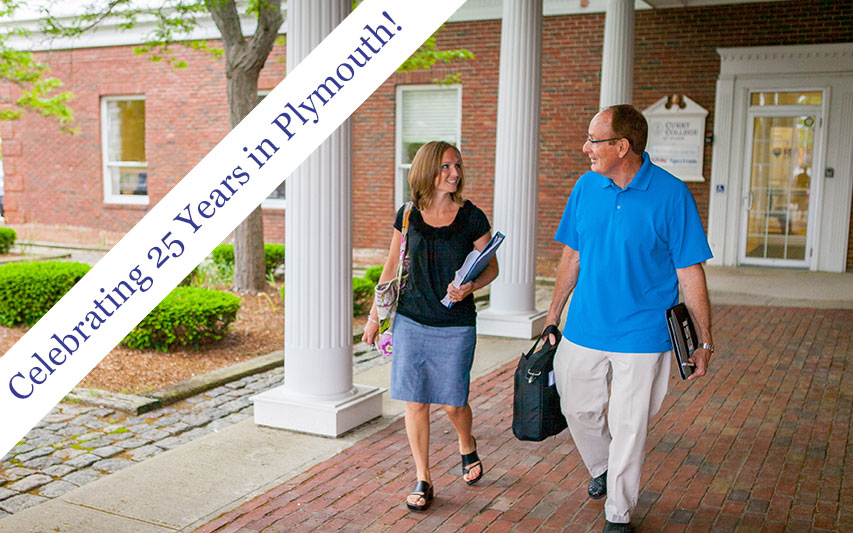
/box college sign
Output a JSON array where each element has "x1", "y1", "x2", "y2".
[
  {"x1": 0, "y1": 0, "x2": 467, "y2": 460},
  {"x1": 643, "y1": 95, "x2": 709, "y2": 182}
]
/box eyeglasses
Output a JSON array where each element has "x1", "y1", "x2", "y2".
[{"x1": 586, "y1": 136, "x2": 622, "y2": 144}]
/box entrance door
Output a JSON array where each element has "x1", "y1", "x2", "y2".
[{"x1": 740, "y1": 91, "x2": 823, "y2": 267}]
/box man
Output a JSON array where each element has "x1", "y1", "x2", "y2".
[{"x1": 545, "y1": 105, "x2": 714, "y2": 533}]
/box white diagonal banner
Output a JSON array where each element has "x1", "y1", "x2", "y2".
[{"x1": 0, "y1": 0, "x2": 466, "y2": 459}]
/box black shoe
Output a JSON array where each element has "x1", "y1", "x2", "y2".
[
  {"x1": 588, "y1": 470, "x2": 607, "y2": 499},
  {"x1": 405, "y1": 480, "x2": 434, "y2": 511},
  {"x1": 603, "y1": 520, "x2": 634, "y2": 532},
  {"x1": 461, "y1": 436, "x2": 483, "y2": 485}
]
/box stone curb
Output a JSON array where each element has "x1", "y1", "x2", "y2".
[
  {"x1": 0, "y1": 252, "x2": 72, "y2": 264},
  {"x1": 148, "y1": 351, "x2": 283, "y2": 405},
  {"x1": 16, "y1": 241, "x2": 112, "y2": 252},
  {"x1": 64, "y1": 388, "x2": 161, "y2": 415},
  {"x1": 65, "y1": 351, "x2": 284, "y2": 415}
]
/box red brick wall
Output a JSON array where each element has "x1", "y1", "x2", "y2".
[
  {"x1": 2, "y1": 0, "x2": 852, "y2": 269},
  {"x1": 0, "y1": 43, "x2": 287, "y2": 239},
  {"x1": 355, "y1": 0, "x2": 853, "y2": 270}
]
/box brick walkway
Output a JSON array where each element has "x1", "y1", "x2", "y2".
[{"x1": 199, "y1": 305, "x2": 852, "y2": 532}]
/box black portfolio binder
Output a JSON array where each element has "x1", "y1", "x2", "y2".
[{"x1": 666, "y1": 303, "x2": 696, "y2": 380}]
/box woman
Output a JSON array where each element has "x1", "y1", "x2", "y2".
[{"x1": 362, "y1": 141, "x2": 499, "y2": 511}]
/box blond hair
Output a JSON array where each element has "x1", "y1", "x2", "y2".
[{"x1": 407, "y1": 141, "x2": 465, "y2": 209}]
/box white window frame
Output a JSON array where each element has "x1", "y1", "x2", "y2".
[
  {"x1": 395, "y1": 84, "x2": 462, "y2": 208},
  {"x1": 258, "y1": 89, "x2": 287, "y2": 210},
  {"x1": 101, "y1": 95, "x2": 148, "y2": 205}
]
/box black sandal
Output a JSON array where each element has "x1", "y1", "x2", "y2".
[
  {"x1": 406, "y1": 480, "x2": 434, "y2": 511},
  {"x1": 461, "y1": 437, "x2": 483, "y2": 485}
]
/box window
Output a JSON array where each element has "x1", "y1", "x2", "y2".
[
  {"x1": 101, "y1": 96, "x2": 147, "y2": 204},
  {"x1": 395, "y1": 85, "x2": 461, "y2": 207},
  {"x1": 750, "y1": 91, "x2": 822, "y2": 106},
  {"x1": 258, "y1": 90, "x2": 287, "y2": 209}
]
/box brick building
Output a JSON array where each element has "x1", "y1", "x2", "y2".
[{"x1": 1, "y1": 0, "x2": 852, "y2": 271}]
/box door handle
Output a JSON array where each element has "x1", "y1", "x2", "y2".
[{"x1": 744, "y1": 192, "x2": 754, "y2": 211}]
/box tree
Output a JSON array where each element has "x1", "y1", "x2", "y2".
[
  {"x1": 38, "y1": 0, "x2": 281, "y2": 292},
  {"x1": 2, "y1": 0, "x2": 472, "y2": 292},
  {"x1": 0, "y1": 0, "x2": 75, "y2": 131}
]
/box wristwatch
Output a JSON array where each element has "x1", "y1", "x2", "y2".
[{"x1": 697, "y1": 342, "x2": 714, "y2": 353}]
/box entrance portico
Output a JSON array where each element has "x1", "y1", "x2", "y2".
[{"x1": 707, "y1": 43, "x2": 853, "y2": 273}]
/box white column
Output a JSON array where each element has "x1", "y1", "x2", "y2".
[
  {"x1": 706, "y1": 74, "x2": 736, "y2": 267},
  {"x1": 599, "y1": 0, "x2": 634, "y2": 109},
  {"x1": 253, "y1": 0, "x2": 383, "y2": 436},
  {"x1": 477, "y1": 0, "x2": 546, "y2": 339}
]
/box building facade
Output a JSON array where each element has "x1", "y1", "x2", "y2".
[{"x1": 1, "y1": 0, "x2": 852, "y2": 271}]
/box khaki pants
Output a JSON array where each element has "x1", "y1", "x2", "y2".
[{"x1": 554, "y1": 340, "x2": 670, "y2": 523}]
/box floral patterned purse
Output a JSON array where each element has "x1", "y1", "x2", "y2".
[{"x1": 373, "y1": 202, "x2": 413, "y2": 357}]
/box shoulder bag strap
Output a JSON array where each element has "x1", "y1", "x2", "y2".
[{"x1": 396, "y1": 202, "x2": 413, "y2": 285}]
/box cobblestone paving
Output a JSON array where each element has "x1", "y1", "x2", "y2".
[{"x1": 0, "y1": 366, "x2": 285, "y2": 517}]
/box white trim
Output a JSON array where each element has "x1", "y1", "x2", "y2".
[
  {"x1": 447, "y1": 0, "x2": 724, "y2": 22},
  {"x1": 261, "y1": 186, "x2": 287, "y2": 210},
  {"x1": 448, "y1": 0, "x2": 647, "y2": 22},
  {"x1": 0, "y1": 1, "x2": 266, "y2": 52},
  {"x1": 818, "y1": 82, "x2": 853, "y2": 271},
  {"x1": 2, "y1": 0, "x2": 779, "y2": 52},
  {"x1": 394, "y1": 84, "x2": 462, "y2": 209},
  {"x1": 101, "y1": 95, "x2": 148, "y2": 206},
  {"x1": 256, "y1": 89, "x2": 287, "y2": 210},
  {"x1": 706, "y1": 75, "x2": 735, "y2": 266},
  {"x1": 719, "y1": 43, "x2": 853, "y2": 76},
  {"x1": 709, "y1": 44, "x2": 853, "y2": 272},
  {"x1": 643, "y1": 0, "x2": 784, "y2": 8}
]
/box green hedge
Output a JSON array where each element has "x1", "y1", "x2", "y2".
[
  {"x1": 123, "y1": 287, "x2": 241, "y2": 351},
  {"x1": 353, "y1": 277, "x2": 375, "y2": 315},
  {"x1": 210, "y1": 244, "x2": 234, "y2": 270},
  {"x1": 364, "y1": 266, "x2": 383, "y2": 284},
  {"x1": 0, "y1": 261, "x2": 91, "y2": 326},
  {"x1": 0, "y1": 228, "x2": 16, "y2": 255},
  {"x1": 211, "y1": 243, "x2": 285, "y2": 276}
]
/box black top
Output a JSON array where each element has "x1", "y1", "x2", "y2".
[{"x1": 394, "y1": 200, "x2": 491, "y2": 327}]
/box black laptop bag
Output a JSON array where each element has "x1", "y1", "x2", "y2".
[{"x1": 512, "y1": 325, "x2": 568, "y2": 441}]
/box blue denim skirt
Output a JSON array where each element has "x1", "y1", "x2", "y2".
[{"x1": 389, "y1": 313, "x2": 477, "y2": 407}]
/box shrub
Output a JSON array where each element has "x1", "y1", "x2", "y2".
[
  {"x1": 211, "y1": 244, "x2": 234, "y2": 266},
  {"x1": 264, "y1": 244, "x2": 285, "y2": 275},
  {"x1": 211, "y1": 243, "x2": 285, "y2": 276},
  {"x1": 364, "y1": 265, "x2": 383, "y2": 283},
  {"x1": 353, "y1": 277, "x2": 375, "y2": 315},
  {"x1": 0, "y1": 261, "x2": 91, "y2": 326},
  {"x1": 123, "y1": 287, "x2": 241, "y2": 351},
  {"x1": 0, "y1": 228, "x2": 16, "y2": 254}
]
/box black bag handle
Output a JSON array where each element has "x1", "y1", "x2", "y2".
[
  {"x1": 521, "y1": 325, "x2": 563, "y2": 383},
  {"x1": 524, "y1": 324, "x2": 562, "y2": 360}
]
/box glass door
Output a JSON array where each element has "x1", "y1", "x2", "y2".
[{"x1": 740, "y1": 91, "x2": 822, "y2": 267}]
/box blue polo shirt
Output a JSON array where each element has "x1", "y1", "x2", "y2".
[{"x1": 555, "y1": 152, "x2": 712, "y2": 353}]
